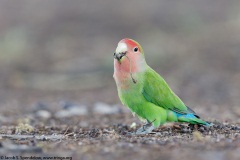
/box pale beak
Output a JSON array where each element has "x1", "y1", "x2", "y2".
[{"x1": 114, "y1": 42, "x2": 127, "y2": 61}]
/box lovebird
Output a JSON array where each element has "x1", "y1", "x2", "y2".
[{"x1": 113, "y1": 38, "x2": 210, "y2": 134}]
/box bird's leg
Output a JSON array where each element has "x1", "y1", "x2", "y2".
[{"x1": 135, "y1": 119, "x2": 156, "y2": 135}]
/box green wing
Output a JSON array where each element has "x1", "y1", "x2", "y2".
[{"x1": 142, "y1": 67, "x2": 196, "y2": 115}]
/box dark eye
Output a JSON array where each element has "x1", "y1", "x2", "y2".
[{"x1": 133, "y1": 47, "x2": 138, "y2": 52}]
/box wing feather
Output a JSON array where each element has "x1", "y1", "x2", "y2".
[{"x1": 142, "y1": 67, "x2": 196, "y2": 115}]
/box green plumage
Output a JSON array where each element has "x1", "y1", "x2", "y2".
[
  {"x1": 118, "y1": 66, "x2": 209, "y2": 128},
  {"x1": 114, "y1": 38, "x2": 210, "y2": 134}
]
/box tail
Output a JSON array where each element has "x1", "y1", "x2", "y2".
[{"x1": 177, "y1": 113, "x2": 212, "y2": 126}]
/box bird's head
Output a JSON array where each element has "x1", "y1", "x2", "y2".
[
  {"x1": 114, "y1": 38, "x2": 144, "y2": 63},
  {"x1": 113, "y1": 38, "x2": 147, "y2": 84}
]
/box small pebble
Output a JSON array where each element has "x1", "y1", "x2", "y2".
[
  {"x1": 36, "y1": 110, "x2": 51, "y2": 119},
  {"x1": 55, "y1": 105, "x2": 88, "y2": 118},
  {"x1": 193, "y1": 131, "x2": 204, "y2": 141},
  {"x1": 93, "y1": 102, "x2": 120, "y2": 114},
  {"x1": 130, "y1": 122, "x2": 137, "y2": 129},
  {"x1": 199, "y1": 126, "x2": 205, "y2": 132}
]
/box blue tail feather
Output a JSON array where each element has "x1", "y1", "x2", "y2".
[
  {"x1": 176, "y1": 113, "x2": 196, "y2": 118},
  {"x1": 176, "y1": 113, "x2": 212, "y2": 126}
]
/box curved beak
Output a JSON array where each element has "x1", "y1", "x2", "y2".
[{"x1": 113, "y1": 52, "x2": 127, "y2": 61}]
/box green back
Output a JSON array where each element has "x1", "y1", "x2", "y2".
[{"x1": 142, "y1": 66, "x2": 193, "y2": 115}]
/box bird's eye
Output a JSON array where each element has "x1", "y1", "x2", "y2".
[{"x1": 133, "y1": 47, "x2": 138, "y2": 52}]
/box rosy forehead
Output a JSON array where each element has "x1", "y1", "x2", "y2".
[{"x1": 120, "y1": 38, "x2": 139, "y2": 48}]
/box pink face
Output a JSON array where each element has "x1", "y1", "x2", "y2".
[{"x1": 114, "y1": 38, "x2": 143, "y2": 73}]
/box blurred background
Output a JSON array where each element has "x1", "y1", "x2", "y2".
[{"x1": 0, "y1": 0, "x2": 240, "y2": 121}]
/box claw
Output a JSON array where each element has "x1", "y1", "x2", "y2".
[
  {"x1": 135, "y1": 125, "x2": 155, "y2": 135},
  {"x1": 134, "y1": 120, "x2": 156, "y2": 135}
]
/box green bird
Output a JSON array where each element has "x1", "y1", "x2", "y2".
[{"x1": 113, "y1": 38, "x2": 210, "y2": 134}]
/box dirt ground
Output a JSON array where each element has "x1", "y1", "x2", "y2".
[
  {"x1": 0, "y1": 89, "x2": 239, "y2": 160},
  {"x1": 0, "y1": 1, "x2": 240, "y2": 160}
]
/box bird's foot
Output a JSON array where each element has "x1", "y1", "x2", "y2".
[
  {"x1": 135, "y1": 125, "x2": 155, "y2": 135},
  {"x1": 135, "y1": 120, "x2": 156, "y2": 135}
]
